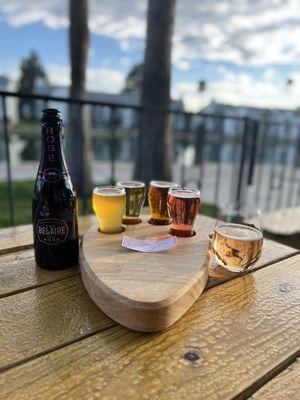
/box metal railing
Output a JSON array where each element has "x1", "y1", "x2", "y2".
[{"x1": 1, "y1": 90, "x2": 300, "y2": 227}]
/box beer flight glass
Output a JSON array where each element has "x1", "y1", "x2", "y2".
[
  {"x1": 167, "y1": 188, "x2": 201, "y2": 237},
  {"x1": 116, "y1": 181, "x2": 146, "y2": 224},
  {"x1": 92, "y1": 180, "x2": 204, "y2": 238},
  {"x1": 148, "y1": 180, "x2": 180, "y2": 225},
  {"x1": 92, "y1": 187, "x2": 125, "y2": 234},
  {"x1": 211, "y1": 204, "x2": 263, "y2": 272}
]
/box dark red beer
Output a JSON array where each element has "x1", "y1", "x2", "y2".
[{"x1": 167, "y1": 188, "x2": 201, "y2": 237}]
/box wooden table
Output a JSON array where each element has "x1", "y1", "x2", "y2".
[
  {"x1": 261, "y1": 207, "x2": 300, "y2": 249},
  {"x1": 1, "y1": 214, "x2": 300, "y2": 400}
]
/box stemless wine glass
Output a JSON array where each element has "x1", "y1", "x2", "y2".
[{"x1": 211, "y1": 203, "x2": 263, "y2": 273}]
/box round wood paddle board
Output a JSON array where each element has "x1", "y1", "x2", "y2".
[{"x1": 80, "y1": 215, "x2": 210, "y2": 332}]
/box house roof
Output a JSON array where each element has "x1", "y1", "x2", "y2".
[
  {"x1": 47, "y1": 85, "x2": 184, "y2": 111},
  {"x1": 202, "y1": 100, "x2": 298, "y2": 116}
]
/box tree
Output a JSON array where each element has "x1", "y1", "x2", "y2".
[
  {"x1": 198, "y1": 79, "x2": 207, "y2": 110},
  {"x1": 67, "y1": 0, "x2": 92, "y2": 199},
  {"x1": 134, "y1": 0, "x2": 176, "y2": 182},
  {"x1": 123, "y1": 63, "x2": 143, "y2": 93},
  {"x1": 18, "y1": 51, "x2": 48, "y2": 120}
]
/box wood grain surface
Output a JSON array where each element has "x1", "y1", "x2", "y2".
[
  {"x1": 0, "y1": 249, "x2": 78, "y2": 298},
  {"x1": 0, "y1": 210, "x2": 208, "y2": 255},
  {"x1": 1, "y1": 254, "x2": 300, "y2": 400},
  {"x1": 80, "y1": 214, "x2": 298, "y2": 332},
  {"x1": 252, "y1": 359, "x2": 300, "y2": 399},
  {"x1": 0, "y1": 275, "x2": 114, "y2": 371},
  {"x1": 0, "y1": 221, "x2": 296, "y2": 300},
  {"x1": 81, "y1": 215, "x2": 210, "y2": 332},
  {"x1": 261, "y1": 207, "x2": 300, "y2": 235},
  {"x1": 0, "y1": 224, "x2": 33, "y2": 255},
  {"x1": 0, "y1": 220, "x2": 297, "y2": 372},
  {"x1": 0, "y1": 215, "x2": 97, "y2": 255}
]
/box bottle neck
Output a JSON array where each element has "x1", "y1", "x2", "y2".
[
  {"x1": 39, "y1": 118, "x2": 68, "y2": 179},
  {"x1": 38, "y1": 118, "x2": 69, "y2": 183}
]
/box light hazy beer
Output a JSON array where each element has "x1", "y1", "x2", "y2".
[
  {"x1": 212, "y1": 223, "x2": 263, "y2": 272},
  {"x1": 116, "y1": 181, "x2": 145, "y2": 224},
  {"x1": 92, "y1": 187, "x2": 125, "y2": 233},
  {"x1": 167, "y1": 188, "x2": 201, "y2": 237},
  {"x1": 148, "y1": 180, "x2": 180, "y2": 225}
]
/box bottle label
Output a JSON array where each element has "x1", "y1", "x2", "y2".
[
  {"x1": 37, "y1": 219, "x2": 68, "y2": 245},
  {"x1": 38, "y1": 169, "x2": 69, "y2": 182},
  {"x1": 43, "y1": 168, "x2": 61, "y2": 183},
  {"x1": 46, "y1": 126, "x2": 57, "y2": 164}
]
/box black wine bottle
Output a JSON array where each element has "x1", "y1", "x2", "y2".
[{"x1": 32, "y1": 109, "x2": 79, "y2": 270}]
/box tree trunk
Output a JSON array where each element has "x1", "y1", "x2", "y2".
[
  {"x1": 67, "y1": 0, "x2": 92, "y2": 199},
  {"x1": 134, "y1": 0, "x2": 176, "y2": 182}
]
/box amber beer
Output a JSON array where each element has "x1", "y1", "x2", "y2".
[
  {"x1": 212, "y1": 223, "x2": 263, "y2": 272},
  {"x1": 148, "y1": 181, "x2": 180, "y2": 225},
  {"x1": 167, "y1": 188, "x2": 201, "y2": 237},
  {"x1": 116, "y1": 181, "x2": 145, "y2": 224},
  {"x1": 32, "y1": 109, "x2": 79, "y2": 270},
  {"x1": 93, "y1": 187, "x2": 125, "y2": 233}
]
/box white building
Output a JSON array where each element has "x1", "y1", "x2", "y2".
[
  {"x1": 202, "y1": 101, "x2": 300, "y2": 125},
  {"x1": 1, "y1": 77, "x2": 184, "y2": 129},
  {"x1": 34, "y1": 85, "x2": 184, "y2": 130}
]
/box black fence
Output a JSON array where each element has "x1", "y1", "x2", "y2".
[{"x1": 1, "y1": 90, "x2": 300, "y2": 227}]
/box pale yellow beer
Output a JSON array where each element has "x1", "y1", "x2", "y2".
[{"x1": 92, "y1": 187, "x2": 126, "y2": 234}]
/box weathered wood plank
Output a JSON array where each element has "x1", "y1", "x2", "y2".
[
  {"x1": 1, "y1": 255, "x2": 300, "y2": 400},
  {"x1": 261, "y1": 207, "x2": 300, "y2": 236},
  {"x1": 0, "y1": 224, "x2": 33, "y2": 255},
  {"x1": 1, "y1": 243, "x2": 297, "y2": 372},
  {"x1": 0, "y1": 215, "x2": 97, "y2": 255},
  {"x1": 81, "y1": 215, "x2": 210, "y2": 332},
  {"x1": 261, "y1": 208, "x2": 300, "y2": 249},
  {"x1": 0, "y1": 275, "x2": 114, "y2": 371},
  {"x1": 0, "y1": 241, "x2": 297, "y2": 373},
  {"x1": 252, "y1": 359, "x2": 300, "y2": 400},
  {"x1": 0, "y1": 220, "x2": 298, "y2": 374},
  {"x1": 0, "y1": 215, "x2": 97, "y2": 298},
  {"x1": 0, "y1": 213, "x2": 297, "y2": 299},
  {"x1": 0, "y1": 249, "x2": 78, "y2": 298}
]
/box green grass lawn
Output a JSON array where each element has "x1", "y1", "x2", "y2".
[
  {"x1": 0, "y1": 180, "x2": 218, "y2": 228},
  {"x1": 0, "y1": 180, "x2": 34, "y2": 227}
]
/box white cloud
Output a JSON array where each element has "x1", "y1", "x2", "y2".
[
  {"x1": 45, "y1": 63, "x2": 125, "y2": 93},
  {"x1": 2, "y1": 62, "x2": 125, "y2": 94},
  {"x1": 0, "y1": 0, "x2": 68, "y2": 29},
  {"x1": 120, "y1": 57, "x2": 131, "y2": 67},
  {"x1": 1, "y1": 0, "x2": 300, "y2": 68},
  {"x1": 2, "y1": 0, "x2": 300, "y2": 110},
  {"x1": 173, "y1": 68, "x2": 300, "y2": 111},
  {"x1": 86, "y1": 67, "x2": 124, "y2": 93}
]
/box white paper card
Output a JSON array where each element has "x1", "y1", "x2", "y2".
[{"x1": 121, "y1": 235, "x2": 177, "y2": 253}]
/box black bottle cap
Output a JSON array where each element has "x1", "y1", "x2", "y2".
[
  {"x1": 42, "y1": 108, "x2": 61, "y2": 117},
  {"x1": 41, "y1": 109, "x2": 62, "y2": 124}
]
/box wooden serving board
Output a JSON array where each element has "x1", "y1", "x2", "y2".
[{"x1": 80, "y1": 215, "x2": 210, "y2": 332}]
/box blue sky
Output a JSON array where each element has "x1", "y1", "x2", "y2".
[{"x1": 0, "y1": 0, "x2": 300, "y2": 111}]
